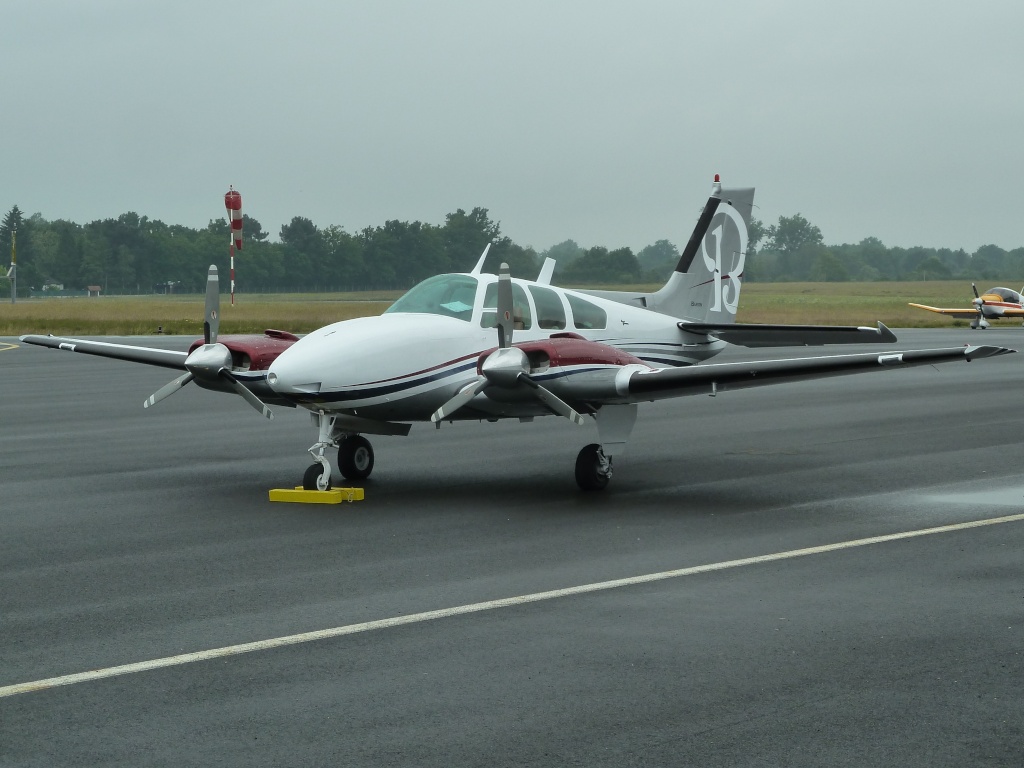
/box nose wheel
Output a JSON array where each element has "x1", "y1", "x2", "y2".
[{"x1": 303, "y1": 461, "x2": 332, "y2": 491}]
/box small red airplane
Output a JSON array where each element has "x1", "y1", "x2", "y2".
[{"x1": 910, "y1": 284, "x2": 1024, "y2": 329}]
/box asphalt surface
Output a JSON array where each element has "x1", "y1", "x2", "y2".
[{"x1": 2, "y1": 329, "x2": 1023, "y2": 766}]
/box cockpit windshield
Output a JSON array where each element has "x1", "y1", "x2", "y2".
[
  {"x1": 986, "y1": 287, "x2": 1021, "y2": 302},
  {"x1": 384, "y1": 274, "x2": 479, "y2": 322}
]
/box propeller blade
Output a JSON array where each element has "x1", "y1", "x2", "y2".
[
  {"x1": 431, "y1": 377, "x2": 488, "y2": 422},
  {"x1": 219, "y1": 371, "x2": 274, "y2": 420},
  {"x1": 972, "y1": 283, "x2": 986, "y2": 312},
  {"x1": 496, "y1": 263, "x2": 514, "y2": 349},
  {"x1": 204, "y1": 265, "x2": 220, "y2": 345},
  {"x1": 143, "y1": 372, "x2": 194, "y2": 409},
  {"x1": 518, "y1": 375, "x2": 586, "y2": 425}
]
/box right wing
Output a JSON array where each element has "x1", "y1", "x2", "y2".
[
  {"x1": 19, "y1": 335, "x2": 188, "y2": 370},
  {"x1": 907, "y1": 303, "x2": 980, "y2": 319}
]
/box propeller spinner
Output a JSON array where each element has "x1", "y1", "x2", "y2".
[
  {"x1": 143, "y1": 265, "x2": 273, "y2": 419},
  {"x1": 431, "y1": 263, "x2": 585, "y2": 425}
]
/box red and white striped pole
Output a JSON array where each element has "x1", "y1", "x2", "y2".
[{"x1": 224, "y1": 187, "x2": 243, "y2": 306}]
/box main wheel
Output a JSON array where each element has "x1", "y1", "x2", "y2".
[
  {"x1": 575, "y1": 443, "x2": 610, "y2": 491},
  {"x1": 303, "y1": 462, "x2": 331, "y2": 491},
  {"x1": 338, "y1": 435, "x2": 374, "y2": 480}
]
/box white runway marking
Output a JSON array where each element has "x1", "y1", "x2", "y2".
[{"x1": 4, "y1": 512, "x2": 1023, "y2": 699}]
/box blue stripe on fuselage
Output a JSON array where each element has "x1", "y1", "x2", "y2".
[{"x1": 290, "y1": 359, "x2": 480, "y2": 404}]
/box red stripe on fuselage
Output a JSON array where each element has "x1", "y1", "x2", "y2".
[{"x1": 355, "y1": 351, "x2": 481, "y2": 387}]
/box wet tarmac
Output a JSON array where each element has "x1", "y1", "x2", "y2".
[{"x1": 2, "y1": 329, "x2": 1022, "y2": 766}]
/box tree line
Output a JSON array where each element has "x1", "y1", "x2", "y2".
[{"x1": 2, "y1": 204, "x2": 1022, "y2": 297}]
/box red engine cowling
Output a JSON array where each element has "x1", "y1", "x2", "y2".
[
  {"x1": 477, "y1": 334, "x2": 648, "y2": 375},
  {"x1": 189, "y1": 329, "x2": 299, "y2": 371}
]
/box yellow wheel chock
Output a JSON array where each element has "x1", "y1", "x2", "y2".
[{"x1": 268, "y1": 487, "x2": 365, "y2": 504}]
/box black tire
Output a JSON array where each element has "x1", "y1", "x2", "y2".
[
  {"x1": 575, "y1": 443, "x2": 610, "y2": 491},
  {"x1": 338, "y1": 435, "x2": 374, "y2": 480},
  {"x1": 303, "y1": 462, "x2": 331, "y2": 491}
]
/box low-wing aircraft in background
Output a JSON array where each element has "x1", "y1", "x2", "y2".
[
  {"x1": 910, "y1": 284, "x2": 1024, "y2": 329},
  {"x1": 20, "y1": 178, "x2": 1015, "y2": 491}
]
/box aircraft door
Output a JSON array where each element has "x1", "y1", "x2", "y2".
[{"x1": 480, "y1": 282, "x2": 534, "y2": 331}]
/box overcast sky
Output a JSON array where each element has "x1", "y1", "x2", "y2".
[{"x1": 3, "y1": 1, "x2": 1022, "y2": 255}]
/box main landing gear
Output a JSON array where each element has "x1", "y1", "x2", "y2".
[
  {"x1": 303, "y1": 412, "x2": 375, "y2": 491},
  {"x1": 299, "y1": 405, "x2": 634, "y2": 493},
  {"x1": 571, "y1": 403, "x2": 637, "y2": 492},
  {"x1": 575, "y1": 443, "x2": 612, "y2": 491}
]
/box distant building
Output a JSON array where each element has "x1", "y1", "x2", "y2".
[{"x1": 87, "y1": 285, "x2": 102, "y2": 297}]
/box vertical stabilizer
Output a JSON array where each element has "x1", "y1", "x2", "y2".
[{"x1": 647, "y1": 179, "x2": 755, "y2": 323}]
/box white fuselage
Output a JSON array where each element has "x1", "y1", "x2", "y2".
[{"x1": 266, "y1": 273, "x2": 724, "y2": 422}]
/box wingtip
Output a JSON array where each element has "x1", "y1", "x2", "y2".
[{"x1": 963, "y1": 345, "x2": 1017, "y2": 361}]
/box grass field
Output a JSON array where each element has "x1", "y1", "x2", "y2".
[
  {"x1": 0, "y1": 281, "x2": 1011, "y2": 336},
  {"x1": 735, "y1": 281, "x2": 990, "y2": 327}
]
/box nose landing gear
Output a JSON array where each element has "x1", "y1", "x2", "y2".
[
  {"x1": 303, "y1": 460, "x2": 332, "y2": 492},
  {"x1": 303, "y1": 411, "x2": 376, "y2": 491}
]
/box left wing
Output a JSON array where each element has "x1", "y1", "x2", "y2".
[
  {"x1": 478, "y1": 337, "x2": 1014, "y2": 415},
  {"x1": 621, "y1": 344, "x2": 1013, "y2": 402}
]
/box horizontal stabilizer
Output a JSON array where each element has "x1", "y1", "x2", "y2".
[{"x1": 680, "y1": 320, "x2": 898, "y2": 347}]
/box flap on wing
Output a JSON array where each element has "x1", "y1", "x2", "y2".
[{"x1": 679, "y1": 320, "x2": 897, "y2": 347}]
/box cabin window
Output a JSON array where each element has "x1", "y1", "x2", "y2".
[
  {"x1": 480, "y1": 282, "x2": 533, "y2": 330},
  {"x1": 567, "y1": 294, "x2": 607, "y2": 330},
  {"x1": 384, "y1": 274, "x2": 479, "y2": 322},
  {"x1": 529, "y1": 285, "x2": 567, "y2": 330}
]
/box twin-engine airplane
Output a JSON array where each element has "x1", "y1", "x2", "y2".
[
  {"x1": 910, "y1": 284, "x2": 1024, "y2": 329},
  {"x1": 20, "y1": 178, "x2": 1015, "y2": 491}
]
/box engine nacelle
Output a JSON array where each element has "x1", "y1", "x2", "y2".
[
  {"x1": 477, "y1": 334, "x2": 648, "y2": 376},
  {"x1": 189, "y1": 329, "x2": 299, "y2": 371}
]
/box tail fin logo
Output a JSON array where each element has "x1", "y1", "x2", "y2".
[{"x1": 700, "y1": 205, "x2": 749, "y2": 315}]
